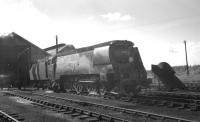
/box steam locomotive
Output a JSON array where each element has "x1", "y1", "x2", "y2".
[{"x1": 29, "y1": 40, "x2": 149, "y2": 96}]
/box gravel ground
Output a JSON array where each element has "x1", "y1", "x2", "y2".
[
  {"x1": 0, "y1": 90, "x2": 81, "y2": 122},
  {"x1": 32, "y1": 90, "x2": 200, "y2": 121}
]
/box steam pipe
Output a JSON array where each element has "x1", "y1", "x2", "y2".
[
  {"x1": 56, "y1": 35, "x2": 58, "y2": 54},
  {"x1": 184, "y1": 40, "x2": 189, "y2": 75}
]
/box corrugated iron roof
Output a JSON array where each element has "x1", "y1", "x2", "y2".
[{"x1": 0, "y1": 32, "x2": 50, "y2": 62}]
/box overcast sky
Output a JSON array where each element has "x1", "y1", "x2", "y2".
[{"x1": 0, "y1": 0, "x2": 200, "y2": 69}]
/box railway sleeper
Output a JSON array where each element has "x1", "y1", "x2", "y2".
[
  {"x1": 63, "y1": 110, "x2": 75, "y2": 114},
  {"x1": 62, "y1": 111, "x2": 73, "y2": 114},
  {"x1": 10, "y1": 114, "x2": 19, "y2": 118},
  {"x1": 55, "y1": 104, "x2": 62, "y2": 108},
  {"x1": 58, "y1": 106, "x2": 65, "y2": 110},
  {"x1": 71, "y1": 113, "x2": 82, "y2": 117},
  {"x1": 147, "y1": 115, "x2": 165, "y2": 121},
  {"x1": 86, "y1": 117, "x2": 99, "y2": 122},
  {"x1": 39, "y1": 100, "x2": 45, "y2": 104},
  {"x1": 78, "y1": 115, "x2": 90, "y2": 120},
  {"x1": 57, "y1": 110, "x2": 66, "y2": 113},
  {"x1": 16, "y1": 117, "x2": 25, "y2": 121},
  {"x1": 52, "y1": 109, "x2": 58, "y2": 112},
  {"x1": 43, "y1": 101, "x2": 48, "y2": 105}
]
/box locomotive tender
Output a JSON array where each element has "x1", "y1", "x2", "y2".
[{"x1": 29, "y1": 40, "x2": 148, "y2": 95}]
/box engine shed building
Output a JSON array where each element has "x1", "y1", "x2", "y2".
[{"x1": 0, "y1": 32, "x2": 50, "y2": 88}]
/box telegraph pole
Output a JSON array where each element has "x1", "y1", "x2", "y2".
[{"x1": 184, "y1": 40, "x2": 189, "y2": 75}]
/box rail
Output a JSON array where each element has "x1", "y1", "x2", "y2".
[{"x1": 0, "y1": 110, "x2": 20, "y2": 122}]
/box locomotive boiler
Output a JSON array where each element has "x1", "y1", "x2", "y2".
[{"x1": 29, "y1": 40, "x2": 149, "y2": 96}]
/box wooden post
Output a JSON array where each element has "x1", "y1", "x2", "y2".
[{"x1": 184, "y1": 40, "x2": 189, "y2": 75}]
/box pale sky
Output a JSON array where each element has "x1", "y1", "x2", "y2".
[{"x1": 0, "y1": 0, "x2": 200, "y2": 69}]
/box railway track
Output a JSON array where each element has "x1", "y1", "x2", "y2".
[
  {"x1": 68, "y1": 91, "x2": 200, "y2": 111},
  {"x1": 132, "y1": 94, "x2": 200, "y2": 111},
  {"x1": 68, "y1": 89, "x2": 200, "y2": 111},
  {"x1": 4, "y1": 90, "x2": 196, "y2": 122},
  {"x1": 146, "y1": 91, "x2": 200, "y2": 99},
  {"x1": 5, "y1": 92, "x2": 132, "y2": 122},
  {"x1": 8, "y1": 89, "x2": 200, "y2": 111},
  {"x1": 93, "y1": 90, "x2": 200, "y2": 111},
  {"x1": 0, "y1": 109, "x2": 25, "y2": 122}
]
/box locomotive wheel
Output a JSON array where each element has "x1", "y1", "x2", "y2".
[
  {"x1": 72, "y1": 83, "x2": 83, "y2": 94},
  {"x1": 86, "y1": 87, "x2": 99, "y2": 96},
  {"x1": 51, "y1": 81, "x2": 60, "y2": 92},
  {"x1": 99, "y1": 88, "x2": 106, "y2": 96}
]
